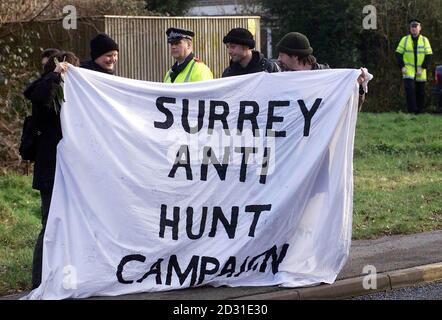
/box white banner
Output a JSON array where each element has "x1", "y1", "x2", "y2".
[{"x1": 26, "y1": 66, "x2": 360, "y2": 299}]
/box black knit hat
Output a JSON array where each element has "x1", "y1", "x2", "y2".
[
  {"x1": 90, "y1": 33, "x2": 119, "y2": 60},
  {"x1": 276, "y1": 32, "x2": 313, "y2": 56},
  {"x1": 223, "y1": 28, "x2": 255, "y2": 49}
]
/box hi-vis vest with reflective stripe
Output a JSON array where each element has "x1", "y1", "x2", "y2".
[
  {"x1": 164, "y1": 58, "x2": 213, "y2": 83},
  {"x1": 396, "y1": 35, "x2": 433, "y2": 81}
]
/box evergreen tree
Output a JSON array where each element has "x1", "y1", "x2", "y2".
[{"x1": 145, "y1": 0, "x2": 195, "y2": 16}]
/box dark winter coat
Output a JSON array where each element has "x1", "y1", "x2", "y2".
[
  {"x1": 311, "y1": 63, "x2": 330, "y2": 70},
  {"x1": 23, "y1": 72, "x2": 63, "y2": 191},
  {"x1": 222, "y1": 51, "x2": 280, "y2": 77}
]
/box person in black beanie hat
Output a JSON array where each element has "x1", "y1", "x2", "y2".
[
  {"x1": 276, "y1": 32, "x2": 328, "y2": 71},
  {"x1": 222, "y1": 27, "x2": 280, "y2": 78},
  {"x1": 81, "y1": 33, "x2": 119, "y2": 74},
  {"x1": 277, "y1": 32, "x2": 367, "y2": 107},
  {"x1": 277, "y1": 32, "x2": 366, "y2": 84}
]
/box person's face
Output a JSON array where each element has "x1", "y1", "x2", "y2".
[
  {"x1": 94, "y1": 50, "x2": 119, "y2": 71},
  {"x1": 410, "y1": 23, "x2": 421, "y2": 36},
  {"x1": 277, "y1": 52, "x2": 302, "y2": 71},
  {"x1": 226, "y1": 43, "x2": 249, "y2": 63},
  {"x1": 170, "y1": 39, "x2": 192, "y2": 61}
]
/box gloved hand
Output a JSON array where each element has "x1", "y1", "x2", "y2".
[
  {"x1": 416, "y1": 67, "x2": 423, "y2": 76},
  {"x1": 401, "y1": 67, "x2": 407, "y2": 75}
]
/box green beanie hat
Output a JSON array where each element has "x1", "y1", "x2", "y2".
[{"x1": 276, "y1": 32, "x2": 313, "y2": 56}]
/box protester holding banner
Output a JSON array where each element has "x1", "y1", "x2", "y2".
[
  {"x1": 222, "y1": 28, "x2": 280, "y2": 77},
  {"x1": 276, "y1": 32, "x2": 330, "y2": 72},
  {"x1": 164, "y1": 28, "x2": 213, "y2": 83},
  {"x1": 80, "y1": 33, "x2": 119, "y2": 75},
  {"x1": 23, "y1": 51, "x2": 79, "y2": 289},
  {"x1": 276, "y1": 32, "x2": 369, "y2": 107}
]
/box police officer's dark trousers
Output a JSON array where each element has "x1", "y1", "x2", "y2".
[{"x1": 404, "y1": 79, "x2": 426, "y2": 114}]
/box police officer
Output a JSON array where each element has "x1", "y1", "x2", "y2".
[
  {"x1": 164, "y1": 27, "x2": 213, "y2": 83},
  {"x1": 396, "y1": 19, "x2": 433, "y2": 114}
]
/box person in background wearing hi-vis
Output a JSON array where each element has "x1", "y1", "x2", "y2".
[
  {"x1": 164, "y1": 27, "x2": 213, "y2": 83},
  {"x1": 396, "y1": 19, "x2": 433, "y2": 114}
]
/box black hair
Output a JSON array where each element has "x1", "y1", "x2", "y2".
[
  {"x1": 43, "y1": 51, "x2": 80, "y2": 74},
  {"x1": 42, "y1": 48, "x2": 60, "y2": 59}
]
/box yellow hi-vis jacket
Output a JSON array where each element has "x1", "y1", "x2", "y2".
[
  {"x1": 396, "y1": 34, "x2": 433, "y2": 81},
  {"x1": 164, "y1": 57, "x2": 213, "y2": 83}
]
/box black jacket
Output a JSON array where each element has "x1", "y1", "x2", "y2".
[
  {"x1": 80, "y1": 60, "x2": 114, "y2": 74},
  {"x1": 222, "y1": 51, "x2": 280, "y2": 77},
  {"x1": 23, "y1": 72, "x2": 62, "y2": 191},
  {"x1": 312, "y1": 63, "x2": 330, "y2": 70}
]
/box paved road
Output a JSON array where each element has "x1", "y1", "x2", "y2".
[{"x1": 351, "y1": 280, "x2": 442, "y2": 300}]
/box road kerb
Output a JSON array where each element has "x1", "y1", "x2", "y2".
[
  {"x1": 297, "y1": 274, "x2": 390, "y2": 299},
  {"x1": 233, "y1": 289, "x2": 301, "y2": 300},
  {"x1": 232, "y1": 274, "x2": 391, "y2": 300},
  {"x1": 387, "y1": 262, "x2": 442, "y2": 289},
  {"x1": 234, "y1": 262, "x2": 442, "y2": 300}
]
